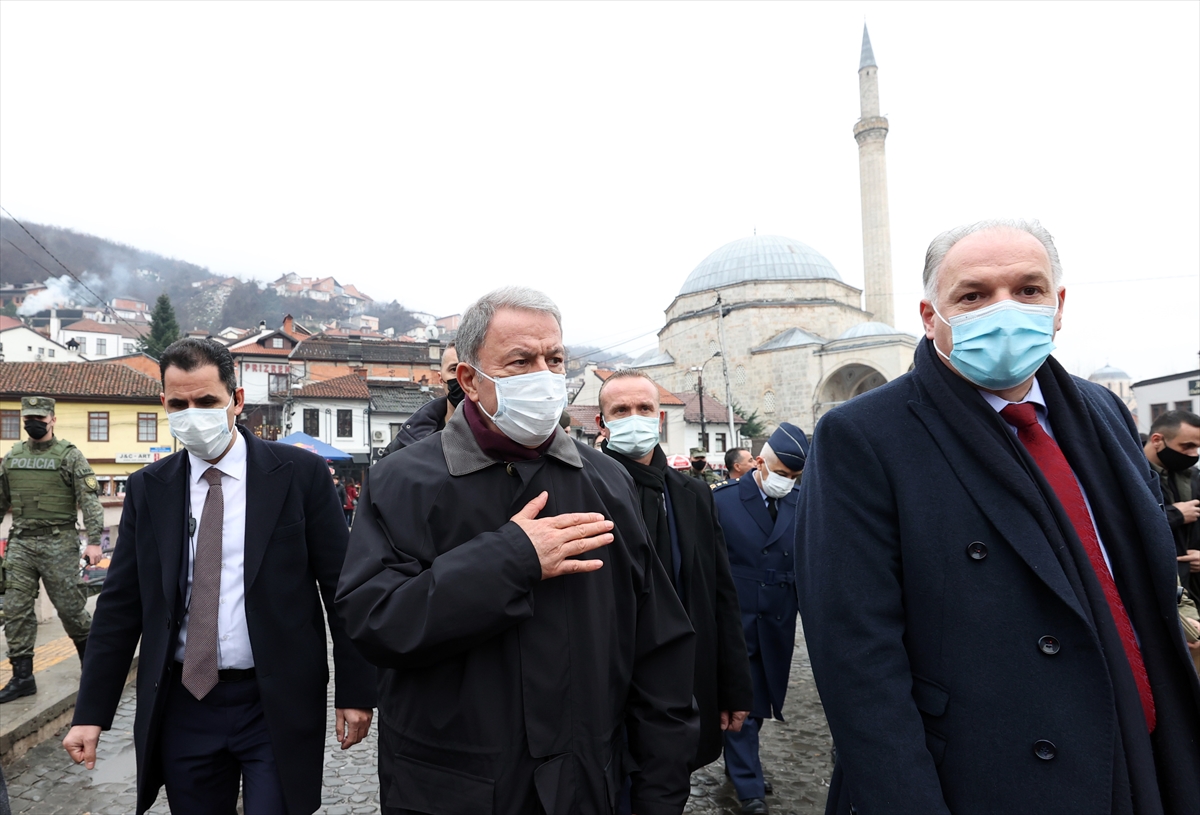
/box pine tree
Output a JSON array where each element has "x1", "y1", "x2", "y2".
[
  {"x1": 731, "y1": 400, "x2": 768, "y2": 440},
  {"x1": 139, "y1": 293, "x2": 182, "y2": 358}
]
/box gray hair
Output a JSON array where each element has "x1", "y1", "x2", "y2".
[
  {"x1": 922, "y1": 218, "x2": 1063, "y2": 302},
  {"x1": 456, "y1": 286, "x2": 563, "y2": 366}
]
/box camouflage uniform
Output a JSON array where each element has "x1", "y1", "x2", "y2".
[
  {"x1": 686, "y1": 446, "x2": 722, "y2": 486},
  {"x1": 0, "y1": 397, "x2": 104, "y2": 662}
]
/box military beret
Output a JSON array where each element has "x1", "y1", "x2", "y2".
[
  {"x1": 689, "y1": 447, "x2": 708, "y2": 457},
  {"x1": 21, "y1": 396, "x2": 55, "y2": 416},
  {"x1": 768, "y1": 422, "x2": 808, "y2": 471}
]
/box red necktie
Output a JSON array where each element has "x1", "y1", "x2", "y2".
[{"x1": 1000, "y1": 403, "x2": 1155, "y2": 732}]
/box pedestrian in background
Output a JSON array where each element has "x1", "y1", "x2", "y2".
[
  {"x1": 337, "y1": 286, "x2": 699, "y2": 815},
  {"x1": 379, "y1": 342, "x2": 462, "y2": 458},
  {"x1": 63, "y1": 338, "x2": 376, "y2": 815},
  {"x1": 687, "y1": 447, "x2": 721, "y2": 486},
  {"x1": 712, "y1": 423, "x2": 806, "y2": 815},
  {"x1": 723, "y1": 447, "x2": 755, "y2": 482},
  {"x1": 1143, "y1": 409, "x2": 1200, "y2": 601},
  {"x1": 797, "y1": 219, "x2": 1200, "y2": 813},
  {"x1": 343, "y1": 478, "x2": 358, "y2": 527},
  {"x1": 0, "y1": 396, "x2": 105, "y2": 704}
]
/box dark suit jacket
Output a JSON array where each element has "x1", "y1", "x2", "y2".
[
  {"x1": 662, "y1": 467, "x2": 753, "y2": 768},
  {"x1": 73, "y1": 426, "x2": 377, "y2": 815},
  {"x1": 797, "y1": 341, "x2": 1200, "y2": 814},
  {"x1": 712, "y1": 473, "x2": 799, "y2": 720}
]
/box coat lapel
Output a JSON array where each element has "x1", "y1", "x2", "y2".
[
  {"x1": 739, "y1": 473, "x2": 774, "y2": 536},
  {"x1": 767, "y1": 488, "x2": 799, "y2": 546},
  {"x1": 143, "y1": 451, "x2": 188, "y2": 610},
  {"x1": 241, "y1": 430, "x2": 291, "y2": 593},
  {"x1": 665, "y1": 473, "x2": 697, "y2": 594}
]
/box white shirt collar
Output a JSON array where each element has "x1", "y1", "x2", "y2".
[
  {"x1": 187, "y1": 427, "x2": 246, "y2": 482},
  {"x1": 978, "y1": 377, "x2": 1049, "y2": 417}
]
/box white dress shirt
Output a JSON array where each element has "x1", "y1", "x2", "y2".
[
  {"x1": 174, "y1": 430, "x2": 254, "y2": 669},
  {"x1": 979, "y1": 380, "x2": 1115, "y2": 576}
]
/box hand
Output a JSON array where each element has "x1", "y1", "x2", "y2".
[
  {"x1": 1182, "y1": 617, "x2": 1200, "y2": 652},
  {"x1": 63, "y1": 725, "x2": 101, "y2": 769},
  {"x1": 335, "y1": 708, "x2": 373, "y2": 750},
  {"x1": 1174, "y1": 499, "x2": 1200, "y2": 524},
  {"x1": 83, "y1": 544, "x2": 102, "y2": 567},
  {"x1": 720, "y1": 710, "x2": 749, "y2": 732},
  {"x1": 1177, "y1": 549, "x2": 1200, "y2": 574},
  {"x1": 510, "y1": 492, "x2": 613, "y2": 580}
]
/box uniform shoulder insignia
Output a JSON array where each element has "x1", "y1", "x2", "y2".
[
  {"x1": 712, "y1": 479, "x2": 737, "y2": 492},
  {"x1": 84, "y1": 474, "x2": 99, "y2": 492}
]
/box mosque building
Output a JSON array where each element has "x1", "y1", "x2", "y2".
[{"x1": 631, "y1": 26, "x2": 916, "y2": 439}]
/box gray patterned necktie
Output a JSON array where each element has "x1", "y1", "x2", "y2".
[{"x1": 182, "y1": 466, "x2": 224, "y2": 699}]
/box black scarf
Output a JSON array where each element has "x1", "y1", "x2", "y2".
[
  {"x1": 602, "y1": 442, "x2": 677, "y2": 591},
  {"x1": 915, "y1": 339, "x2": 1200, "y2": 813}
]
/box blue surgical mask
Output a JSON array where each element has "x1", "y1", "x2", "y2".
[
  {"x1": 604, "y1": 414, "x2": 660, "y2": 458},
  {"x1": 933, "y1": 298, "x2": 1058, "y2": 391}
]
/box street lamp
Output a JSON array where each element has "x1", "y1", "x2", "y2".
[{"x1": 689, "y1": 351, "x2": 721, "y2": 451}]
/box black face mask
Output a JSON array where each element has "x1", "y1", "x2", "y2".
[
  {"x1": 1158, "y1": 443, "x2": 1200, "y2": 472},
  {"x1": 446, "y1": 377, "x2": 465, "y2": 407},
  {"x1": 24, "y1": 419, "x2": 49, "y2": 439},
  {"x1": 691, "y1": 460, "x2": 706, "y2": 472}
]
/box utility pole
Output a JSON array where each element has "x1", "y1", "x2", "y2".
[
  {"x1": 715, "y1": 294, "x2": 737, "y2": 445},
  {"x1": 692, "y1": 350, "x2": 721, "y2": 452}
]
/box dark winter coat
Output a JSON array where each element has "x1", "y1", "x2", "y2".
[
  {"x1": 796, "y1": 340, "x2": 1200, "y2": 815},
  {"x1": 380, "y1": 395, "x2": 448, "y2": 458},
  {"x1": 73, "y1": 427, "x2": 378, "y2": 815},
  {"x1": 336, "y1": 409, "x2": 700, "y2": 815}
]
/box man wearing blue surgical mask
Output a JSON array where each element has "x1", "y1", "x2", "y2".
[
  {"x1": 596, "y1": 370, "x2": 752, "y2": 797},
  {"x1": 338, "y1": 286, "x2": 699, "y2": 815},
  {"x1": 65, "y1": 338, "x2": 377, "y2": 815},
  {"x1": 797, "y1": 220, "x2": 1200, "y2": 814}
]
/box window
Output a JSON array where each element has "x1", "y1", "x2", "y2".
[
  {"x1": 699, "y1": 432, "x2": 710, "y2": 451},
  {"x1": 48, "y1": 349, "x2": 55, "y2": 358},
  {"x1": 763, "y1": 390, "x2": 777, "y2": 414},
  {"x1": 1, "y1": 410, "x2": 19, "y2": 439},
  {"x1": 1177, "y1": 400, "x2": 1195, "y2": 412},
  {"x1": 137, "y1": 412, "x2": 158, "y2": 442},
  {"x1": 123, "y1": 343, "x2": 136, "y2": 355},
  {"x1": 337, "y1": 409, "x2": 352, "y2": 438},
  {"x1": 89, "y1": 412, "x2": 110, "y2": 442},
  {"x1": 268, "y1": 373, "x2": 289, "y2": 395},
  {"x1": 271, "y1": 337, "x2": 283, "y2": 348},
  {"x1": 75, "y1": 337, "x2": 86, "y2": 353},
  {"x1": 303, "y1": 409, "x2": 319, "y2": 436},
  {"x1": 1150, "y1": 403, "x2": 1168, "y2": 423},
  {"x1": 715, "y1": 433, "x2": 727, "y2": 452},
  {"x1": 96, "y1": 338, "x2": 107, "y2": 356}
]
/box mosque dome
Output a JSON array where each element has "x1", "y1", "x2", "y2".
[
  {"x1": 1089, "y1": 364, "x2": 1130, "y2": 381},
  {"x1": 678, "y1": 235, "x2": 843, "y2": 296},
  {"x1": 837, "y1": 321, "x2": 902, "y2": 339}
]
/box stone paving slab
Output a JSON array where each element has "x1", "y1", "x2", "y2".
[{"x1": 3, "y1": 625, "x2": 832, "y2": 815}]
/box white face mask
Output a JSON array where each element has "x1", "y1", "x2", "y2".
[
  {"x1": 169, "y1": 394, "x2": 235, "y2": 460},
  {"x1": 760, "y1": 468, "x2": 797, "y2": 499},
  {"x1": 475, "y1": 369, "x2": 568, "y2": 446},
  {"x1": 604, "y1": 414, "x2": 660, "y2": 458}
]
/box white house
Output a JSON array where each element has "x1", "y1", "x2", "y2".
[
  {"x1": 1133, "y1": 369, "x2": 1200, "y2": 434},
  {"x1": 0, "y1": 316, "x2": 81, "y2": 362},
  {"x1": 287, "y1": 373, "x2": 371, "y2": 463},
  {"x1": 60, "y1": 318, "x2": 146, "y2": 359}
]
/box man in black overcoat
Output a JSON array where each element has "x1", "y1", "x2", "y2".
[
  {"x1": 63, "y1": 338, "x2": 378, "y2": 815},
  {"x1": 796, "y1": 219, "x2": 1200, "y2": 814},
  {"x1": 595, "y1": 369, "x2": 753, "y2": 772},
  {"x1": 336, "y1": 286, "x2": 699, "y2": 815}
]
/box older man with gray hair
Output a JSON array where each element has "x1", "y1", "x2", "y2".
[
  {"x1": 797, "y1": 219, "x2": 1200, "y2": 814},
  {"x1": 337, "y1": 286, "x2": 699, "y2": 815}
]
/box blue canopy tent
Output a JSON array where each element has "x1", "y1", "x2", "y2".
[{"x1": 276, "y1": 431, "x2": 353, "y2": 461}]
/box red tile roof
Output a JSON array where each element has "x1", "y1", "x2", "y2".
[
  {"x1": 62, "y1": 318, "x2": 148, "y2": 340},
  {"x1": 592, "y1": 369, "x2": 685, "y2": 406},
  {"x1": 673, "y1": 391, "x2": 746, "y2": 425},
  {"x1": 0, "y1": 315, "x2": 23, "y2": 331},
  {"x1": 294, "y1": 373, "x2": 370, "y2": 399},
  {"x1": 0, "y1": 361, "x2": 162, "y2": 401},
  {"x1": 564, "y1": 404, "x2": 601, "y2": 434}
]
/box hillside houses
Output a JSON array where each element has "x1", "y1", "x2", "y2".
[{"x1": 270, "y1": 273, "x2": 374, "y2": 314}]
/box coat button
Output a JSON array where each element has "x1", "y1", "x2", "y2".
[
  {"x1": 1033, "y1": 740, "x2": 1056, "y2": 760},
  {"x1": 1038, "y1": 636, "x2": 1060, "y2": 655},
  {"x1": 967, "y1": 541, "x2": 988, "y2": 560},
  {"x1": 762, "y1": 548, "x2": 769, "y2": 554}
]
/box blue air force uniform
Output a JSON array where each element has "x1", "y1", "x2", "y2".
[{"x1": 712, "y1": 423, "x2": 807, "y2": 803}]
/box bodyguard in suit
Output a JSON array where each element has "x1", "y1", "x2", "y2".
[
  {"x1": 596, "y1": 369, "x2": 753, "y2": 773},
  {"x1": 63, "y1": 338, "x2": 377, "y2": 815},
  {"x1": 797, "y1": 219, "x2": 1200, "y2": 814},
  {"x1": 712, "y1": 423, "x2": 808, "y2": 815}
]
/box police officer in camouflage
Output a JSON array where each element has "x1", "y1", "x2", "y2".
[
  {"x1": 0, "y1": 396, "x2": 105, "y2": 704},
  {"x1": 686, "y1": 447, "x2": 722, "y2": 486}
]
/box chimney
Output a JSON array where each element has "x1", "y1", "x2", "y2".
[
  {"x1": 50, "y1": 308, "x2": 61, "y2": 341},
  {"x1": 258, "y1": 320, "x2": 267, "y2": 332},
  {"x1": 282, "y1": 314, "x2": 294, "y2": 335},
  {"x1": 352, "y1": 366, "x2": 368, "y2": 379}
]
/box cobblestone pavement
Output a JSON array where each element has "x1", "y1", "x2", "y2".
[{"x1": 3, "y1": 626, "x2": 831, "y2": 815}]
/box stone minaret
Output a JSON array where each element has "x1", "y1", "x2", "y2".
[{"x1": 853, "y1": 24, "x2": 894, "y2": 327}]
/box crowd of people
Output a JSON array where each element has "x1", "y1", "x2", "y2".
[{"x1": 0, "y1": 217, "x2": 1196, "y2": 815}]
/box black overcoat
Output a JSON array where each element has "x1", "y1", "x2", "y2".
[
  {"x1": 73, "y1": 427, "x2": 379, "y2": 815},
  {"x1": 661, "y1": 466, "x2": 753, "y2": 768},
  {"x1": 336, "y1": 410, "x2": 699, "y2": 815},
  {"x1": 712, "y1": 473, "x2": 800, "y2": 720},
  {"x1": 796, "y1": 341, "x2": 1200, "y2": 814}
]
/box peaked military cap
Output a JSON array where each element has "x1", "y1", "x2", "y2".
[
  {"x1": 768, "y1": 422, "x2": 808, "y2": 471},
  {"x1": 21, "y1": 396, "x2": 55, "y2": 416}
]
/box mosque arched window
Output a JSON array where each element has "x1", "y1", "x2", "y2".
[
  {"x1": 763, "y1": 390, "x2": 777, "y2": 414},
  {"x1": 735, "y1": 366, "x2": 747, "y2": 387}
]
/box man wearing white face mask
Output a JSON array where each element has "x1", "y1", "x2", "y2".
[
  {"x1": 337, "y1": 286, "x2": 699, "y2": 815},
  {"x1": 711, "y1": 423, "x2": 807, "y2": 814},
  {"x1": 796, "y1": 219, "x2": 1200, "y2": 814},
  {"x1": 596, "y1": 370, "x2": 752, "y2": 787},
  {"x1": 65, "y1": 338, "x2": 377, "y2": 815}
]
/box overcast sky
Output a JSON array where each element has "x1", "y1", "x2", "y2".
[{"x1": 1, "y1": 1, "x2": 1197, "y2": 380}]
